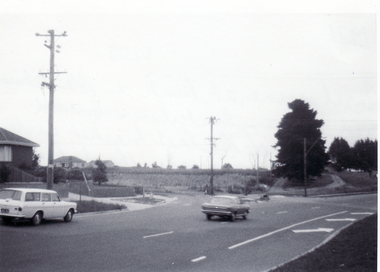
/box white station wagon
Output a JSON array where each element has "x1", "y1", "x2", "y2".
[{"x1": 0, "y1": 188, "x2": 77, "y2": 226}]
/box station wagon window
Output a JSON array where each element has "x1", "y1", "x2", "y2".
[
  {"x1": 0, "y1": 190, "x2": 22, "y2": 200},
  {"x1": 51, "y1": 193, "x2": 60, "y2": 202},
  {"x1": 25, "y1": 192, "x2": 41, "y2": 202},
  {"x1": 42, "y1": 193, "x2": 51, "y2": 202}
]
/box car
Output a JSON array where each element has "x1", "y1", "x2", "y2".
[
  {"x1": 201, "y1": 195, "x2": 250, "y2": 222},
  {"x1": 0, "y1": 188, "x2": 77, "y2": 226}
]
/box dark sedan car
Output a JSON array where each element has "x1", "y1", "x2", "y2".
[{"x1": 201, "y1": 195, "x2": 250, "y2": 222}]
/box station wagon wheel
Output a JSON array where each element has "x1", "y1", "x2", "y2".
[
  {"x1": 206, "y1": 214, "x2": 212, "y2": 220},
  {"x1": 230, "y1": 212, "x2": 236, "y2": 222},
  {"x1": 31, "y1": 212, "x2": 42, "y2": 226},
  {"x1": 64, "y1": 209, "x2": 73, "y2": 222}
]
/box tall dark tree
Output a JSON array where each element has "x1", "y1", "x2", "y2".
[
  {"x1": 92, "y1": 159, "x2": 108, "y2": 185},
  {"x1": 274, "y1": 99, "x2": 329, "y2": 181},
  {"x1": 329, "y1": 137, "x2": 352, "y2": 171},
  {"x1": 351, "y1": 138, "x2": 377, "y2": 176}
]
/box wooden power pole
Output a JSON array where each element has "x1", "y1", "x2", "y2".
[
  {"x1": 36, "y1": 30, "x2": 67, "y2": 189},
  {"x1": 206, "y1": 116, "x2": 219, "y2": 195}
]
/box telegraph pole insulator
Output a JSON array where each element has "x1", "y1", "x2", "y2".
[{"x1": 37, "y1": 30, "x2": 67, "y2": 189}]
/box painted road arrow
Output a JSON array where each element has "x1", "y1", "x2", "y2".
[
  {"x1": 325, "y1": 218, "x2": 356, "y2": 222},
  {"x1": 292, "y1": 228, "x2": 334, "y2": 233},
  {"x1": 351, "y1": 212, "x2": 374, "y2": 215}
]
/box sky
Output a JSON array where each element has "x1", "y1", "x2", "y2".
[{"x1": 0, "y1": 1, "x2": 377, "y2": 169}]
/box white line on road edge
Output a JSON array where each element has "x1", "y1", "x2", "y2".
[
  {"x1": 276, "y1": 211, "x2": 288, "y2": 214},
  {"x1": 143, "y1": 231, "x2": 174, "y2": 239},
  {"x1": 228, "y1": 210, "x2": 347, "y2": 250},
  {"x1": 191, "y1": 256, "x2": 207, "y2": 262},
  {"x1": 311, "y1": 207, "x2": 320, "y2": 209}
]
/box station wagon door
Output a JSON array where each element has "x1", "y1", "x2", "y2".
[
  {"x1": 41, "y1": 193, "x2": 54, "y2": 218},
  {"x1": 51, "y1": 193, "x2": 67, "y2": 217}
]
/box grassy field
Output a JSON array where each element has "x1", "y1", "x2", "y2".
[{"x1": 270, "y1": 213, "x2": 377, "y2": 272}]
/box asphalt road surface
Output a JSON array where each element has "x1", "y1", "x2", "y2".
[{"x1": 0, "y1": 193, "x2": 377, "y2": 272}]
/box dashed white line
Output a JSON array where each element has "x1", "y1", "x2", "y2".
[
  {"x1": 311, "y1": 207, "x2": 321, "y2": 209},
  {"x1": 276, "y1": 211, "x2": 288, "y2": 214},
  {"x1": 143, "y1": 231, "x2": 174, "y2": 239},
  {"x1": 191, "y1": 256, "x2": 206, "y2": 262}
]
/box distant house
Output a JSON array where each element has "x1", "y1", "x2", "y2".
[
  {"x1": 86, "y1": 160, "x2": 115, "y2": 168},
  {"x1": 54, "y1": 156, "x2": 86, "y2": 169},
  {"x1": 0, "y1": 127, "x2": 39, "y2": 168}
]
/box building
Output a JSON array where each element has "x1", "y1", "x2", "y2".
[
  {"x1": 0, "y1": 127, "x2": 39, "y2": 168},
  {"x1": 54, "y1": 156, "x2": 86, "y2": 169}
]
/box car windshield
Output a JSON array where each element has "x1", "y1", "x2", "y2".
[
  {"x1": 0, "y1": 190, "x2": 22, "y2": 200},
  {"x1": 210, "y1": 197, "x2": 237, "y2": 205}
]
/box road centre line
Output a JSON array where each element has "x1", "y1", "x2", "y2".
[
  {"x1": 228, "y1": 211, "x2": 347, "y2": 250},
  {"x1": 191, "y1": 256, "x2": 206, "y2": 262},
  {"x1": 143, "y1": 231, "x2": 174, "y2": 239},
  {"x1": 276, "y1": 211, "x2": 288, "y2": 214},
  {"x1": 311, "y1": 207, "x2": 320, "y2": 209}
]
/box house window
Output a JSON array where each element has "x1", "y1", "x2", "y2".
[{"x1": 0, "y1": 146, "x2": 12, "y2": 162}]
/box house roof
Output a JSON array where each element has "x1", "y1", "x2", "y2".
[
  {"x1": 0, "y1": 127, "x2": 39, "y2": 147},
  {"x1": 54, "y1": 156, "x2": 86, "y2": 163}
]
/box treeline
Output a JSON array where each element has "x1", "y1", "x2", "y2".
[{"x1": 329, "y1": 137, "x2": 377, "y2": 175}]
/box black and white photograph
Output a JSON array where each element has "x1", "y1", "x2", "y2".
[{"x1": 0, "y1": 1, "x2": 377, "y2": 271}]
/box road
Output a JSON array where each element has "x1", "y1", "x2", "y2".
[{"x1": 0, "y1": 193, "x2": 377, "y2": 272}]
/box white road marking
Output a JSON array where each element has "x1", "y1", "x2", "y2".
[
  {"x1": 351, "y1": 212, "x2": 374, "y2": 215},
  {"x1": 311, "y1": 207, "x2": 320, "y2": 209},
  {"x1": 276, "y1": 211, "x2": 288, "y2": 214},
  {"x1": 228, "y1": 210, "x2": 347, "y2": 249},
  {"x1": 143, "y1": 231, "x2": 174, "y2": 239},
  {"x1": 292, "y1": 228, "x2": 334, "y2": 233},
  {"x1": 326, "y1": 218, "x2": 356, "y2": 222},
  {"x1": 191, "y1": 256, "x2": 206, "y2": 262}
]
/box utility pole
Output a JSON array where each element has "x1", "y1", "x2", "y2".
[
  {"x1": 256, "y1": 154, "x2": 259, "y2": 187},
  {"x1": 36, "y1": 30, "x2": 67, "y2": 189},
  {"x1": 303, "y1": 137, "x2": 322, "y2": 197},
  {"x1": 303, "y1": 138, "x2": 307, "y2": 197},
  {"x1": 206, "y1": 116, "x2": 219, "y2": 195}
]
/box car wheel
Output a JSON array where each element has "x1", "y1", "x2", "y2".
[
  {"x1": 2, "y1": 216, "x2": 12, "y2": 224},
  {"x1": 64, "y1": 209, "x2": 73, "y2": 222},
  {"x1": 31, "y1": 212, "x2": 42, "y2": 226},
  {"x1": 230, "y1": 212, "x2": 236, "y2": 222},
  {"x1": 206, "y1": 214, "x2": 213, "y2": 220}
]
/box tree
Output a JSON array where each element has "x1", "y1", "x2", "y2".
[
  {"x1": 222, "y1": 163, "x2": 233, "y2": 169},
  {"x1": 92, "y1": 159, "x2": 108, "y2": 185},
  {"x1": 351, "y1": 138, "x2": 377, "y2": 176},
  {"x1": 191, "y1": 165, "x2": 199, "y2": 169},
  {"x1": 329, "y1": 137, "x2": 352, "y2": 171},
  {"x1": 274, "y1": 99, "x2": 329, "y2": 181},
  {"x1": 178, "y1": 165, "x2": 186, "y2": 169}
]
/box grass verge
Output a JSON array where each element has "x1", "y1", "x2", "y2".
[
  {"x1": 76, "y1": 200, "x2": 127, "y2": 213},
  {"x1": 270, "y1": 213, "x2": 377, "y2": 272}
]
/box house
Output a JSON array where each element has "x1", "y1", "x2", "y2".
[
  {"x1": 86, "y1": 160, "x2": 115, "y2": 168},
  {"x1": 0, "y1": 127, "x2": 39, "y2": 168},
  {"x1": 54, "y1": 156, "x2": 86, "y2": 169}
]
